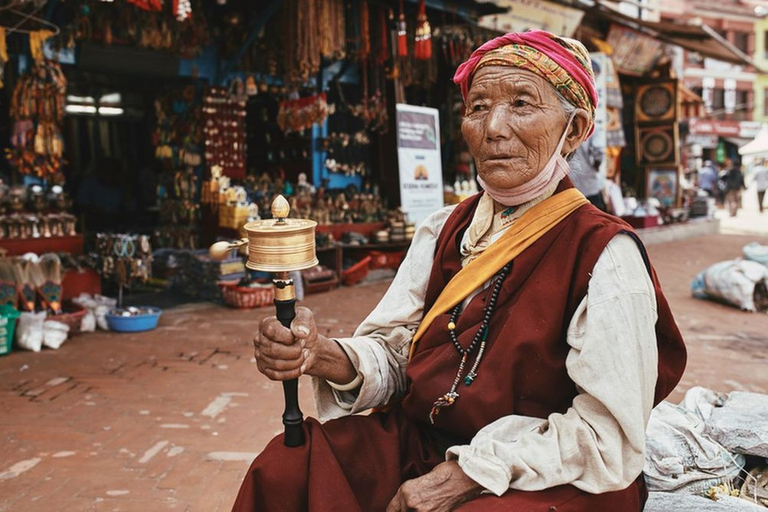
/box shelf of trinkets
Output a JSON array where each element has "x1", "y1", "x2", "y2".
[
  {"x1": 203, "y1": 87, "x2": 247, "y2": 180},
  {"x1": 0, "y1": 213, "x2": 77, "y2": 240}
]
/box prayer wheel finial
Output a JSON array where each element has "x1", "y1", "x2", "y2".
[{"x1": 271, "y1": 195, "x2": 290, "y2": 222}]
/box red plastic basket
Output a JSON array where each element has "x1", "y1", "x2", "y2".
[
  {"x1": 342, "y1": 256, "x2": 372, "y2": 287},
  {"x1": 368, "y1": 251, "x2": 389, "y2": 270},
  {"x1": 219, "y1": 282, "x2": 274, "y2": 309},
  {"x1": 50, "y1": 302, "x2": 87, "y2": 334}
]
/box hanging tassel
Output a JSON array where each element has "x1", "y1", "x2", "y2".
[
  {"x1": 415, "y1": 0, "x2": 431, "y2": 60},
  {"x1": 397, "y1": 0, "x2": 408, "y2": 57}
]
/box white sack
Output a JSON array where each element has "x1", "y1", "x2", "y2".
[
  {"x1": 16, "y1": 312, "x2": 46, "y2": 352},
  {"x1": 42, "y1": 320, "x2": 69, "y2": 350},
  {"x1": 645, "y1": 389, "x2": 745, "y2": 494},
  {"x1": 691, "y1": 259, "x2": 768, "y2": 311}
]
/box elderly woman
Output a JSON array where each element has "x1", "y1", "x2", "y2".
[{"x1": 233, "y1": 30, "x2": 686, "y2": 512}]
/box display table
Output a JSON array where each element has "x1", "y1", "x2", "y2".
[
  {"x1": 620, "y1": 215, "x2": 660, "y2": 230},
  {"x1": 0, "y1": 235, "x2": 85, "y2": 256}
]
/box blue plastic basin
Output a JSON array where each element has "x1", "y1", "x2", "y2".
[{"x1": 106, "y1": 307, "x2": 162, "y2": 333}]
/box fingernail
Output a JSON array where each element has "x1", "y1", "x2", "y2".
[
  {"x1": 302, "y1": 349, "x2": 309, "y2": 360},
  {"x1": 300, "y1": 339, "x2": 306, "y2": 348},
  {"x1": 300, "y1": 364, "x2": 307, "y2": 374},
  {"x1": 296, "y1": 326, "x2": 310, "y2": 336}
]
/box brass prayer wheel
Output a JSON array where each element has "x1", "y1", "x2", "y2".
[{"x1": 209, "y1": 195, "x2": 319, "y2": 273}]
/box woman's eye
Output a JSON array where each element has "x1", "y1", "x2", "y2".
[
  {"x1": 513, "y1": 99, "x2": 529, "y2": 108},
  {"x1": 471, "y1": 104, "x2": 487, "y2": 112}
]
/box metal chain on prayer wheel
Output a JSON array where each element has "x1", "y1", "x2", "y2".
[{"x1": 210, "y1": 195, "x2": 318, "y2": 447}]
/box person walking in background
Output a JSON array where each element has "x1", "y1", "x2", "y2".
[
  {"x1": 752, "y1": 159, "x2": 768, "y2": 214},
  {"x1": 569, "y1": 134, "x2": 606, "y2": 211},
  {"x1": 723, "y1": 157, "x2": 746, "y2": 217},
  {"x1": 697, "y1": 160, "x2": 717, "y2": 197}
]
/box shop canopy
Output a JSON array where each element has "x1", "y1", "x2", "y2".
[
  {"x1": 551, "y1": 0, "x2": 758, "y2": 68},
  {"x1": 739, "y1": 126, "x2": 768, "y2": 157}
]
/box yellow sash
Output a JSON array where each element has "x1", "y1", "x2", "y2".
[{"x1": 409, "y1": 188, "x2": 589, "y2": 360}]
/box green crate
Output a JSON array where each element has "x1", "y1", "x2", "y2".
[{"x1": 0, "y1": 305, "x2": 20, "y2": 356}]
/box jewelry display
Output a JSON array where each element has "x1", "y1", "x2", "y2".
[{"x1": 204, "y1": 86, "x2": 247, "y2": 180}]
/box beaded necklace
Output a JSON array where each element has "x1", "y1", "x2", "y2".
[{"x1": 429, "y1": 261, "x2": 513, "y2": 424}]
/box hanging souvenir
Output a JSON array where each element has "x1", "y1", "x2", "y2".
[
  {"x1": 174, "y1": 0, "x2": 192, "y2": 21},
  {"x1": 127, "y1": 0, "x2": 163, "y2": 12},
  {"x1": 397, "y1": 0, "x2": 408, "y2": 57},
  {"x1": 414, "y1": 0, "x2": 432, "y2": 60},
  {"x1": 277, "y1": 93, "x2": 330, "y2": 134},
  {"x1": 7, "y1": 60, "x2": 67, "y2": 181}
]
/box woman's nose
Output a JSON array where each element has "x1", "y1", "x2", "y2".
[{"x1": 485, "y1": 105, "x2": 511, "y2": 140}]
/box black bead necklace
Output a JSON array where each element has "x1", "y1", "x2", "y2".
[{"x1": 429, "y1": 262, "x2": 513, "y2": 424}]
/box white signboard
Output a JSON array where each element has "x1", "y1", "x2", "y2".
[
  {"x1": 396, "y1": 104, "x2": 444, "y2": 226},
  {"x1": 590, "y1": 53, "x2": 609, "y2": 185},
  {"x1": 479, "y1": 0, "x2": 584, "y2": 37}
]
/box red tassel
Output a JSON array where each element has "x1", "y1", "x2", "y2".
[
  {"x1": 398, "y1": 0, "x2": 408, "y2": 57},
  {"x1": 415, "y1": 0, "x2": 431, "y2": 60}
]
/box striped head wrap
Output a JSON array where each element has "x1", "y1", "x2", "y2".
[{"x1": 453, "y1": 30, "x2": 598, "y2": 136}]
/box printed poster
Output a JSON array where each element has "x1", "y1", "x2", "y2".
[{"x1": 396, "y1": 104, "x2": 444, "y2": 227}]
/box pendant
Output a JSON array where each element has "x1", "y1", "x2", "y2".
[
  {"x1": 429, "y1": 391, "x2": 459, "y2": 424},
  {"x1": 464, "y1": 372, "x2": 477, "y2": 386}
]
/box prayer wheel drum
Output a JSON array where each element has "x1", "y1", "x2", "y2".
[
  {"x1": 209, "y1": 195, "x2": 319, "y2": 273},
  {"x1": 242, "y1": 217, "x2": 318, "y2": 273}
]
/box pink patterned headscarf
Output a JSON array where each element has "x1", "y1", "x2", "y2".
[{"x1": 453, "y1": 30, "x2": 598, "y2": 136}]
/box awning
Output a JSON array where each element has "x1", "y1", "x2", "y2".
[
  {"x1": 739, "y1": 126, "x2": 768, "y2": 156},
  {"x1": 550, "y1": 1, "x2": 757, "y2": 68}
]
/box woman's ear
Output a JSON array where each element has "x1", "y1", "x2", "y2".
[{"x1": 562, "y1": 109, "x2": 591, "y2": 155}]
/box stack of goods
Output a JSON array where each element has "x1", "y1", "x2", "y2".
[
  {"x1": 155, "y1": 248, "x2": 242, "y2": 301},
  {"x1": 7, "y1": 61, "x2": 67, "y2": 183},
  {"x1": 203, "y1": 86, "x2": 247, "y2": 180}
]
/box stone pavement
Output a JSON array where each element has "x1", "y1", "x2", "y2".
[{"x1": 1, "y1": 224, "x2": 768, "y2": 511}]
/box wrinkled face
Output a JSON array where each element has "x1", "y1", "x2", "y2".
[{"x1": 461, "y1": 66, "x2": 585, "y2": 190}]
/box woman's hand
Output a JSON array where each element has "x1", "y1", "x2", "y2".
[
  {"x1": 386, "y1": 461, "x2": 484, "y2": 512},
  {"x1": 254, "y1": 306, "x2": 358, "y2": 385}
]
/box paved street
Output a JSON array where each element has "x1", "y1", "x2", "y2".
[{"x1": 2, "y1": 206, "x2": 768, "y2": 511}]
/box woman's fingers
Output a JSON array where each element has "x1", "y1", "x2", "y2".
[{"x1": 291, "y1": 306, "x2": 316, "y2": 339}]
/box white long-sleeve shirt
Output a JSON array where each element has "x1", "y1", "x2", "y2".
[{"x1": 311, "y1": 200, "x2": 658, "y2": 496}]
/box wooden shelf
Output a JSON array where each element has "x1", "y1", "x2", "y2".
[{"x1": 0, "y1": 235, "x2": 84, "y2": 256}]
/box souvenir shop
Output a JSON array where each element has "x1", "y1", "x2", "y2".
[
  {"x1": 0, "y1": 0, "x2": 506, "y2": 339},
  {"x1": 554, "y1": 1, "x2": 758, "y2": 227}
]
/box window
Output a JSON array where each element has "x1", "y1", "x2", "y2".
[
  {"x1": 733, "y1": 31, "x2": 750, "y2": 53},
  {"x1": 736, "y1": 89, "x2": 750, "y2": 110},
  {"x1": 712, "y1": 88, "x2": 725, "y2": 111}
]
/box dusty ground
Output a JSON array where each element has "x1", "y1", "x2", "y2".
[{"x1": 1, "y1": 216, "x2": 768, "y2": 511}]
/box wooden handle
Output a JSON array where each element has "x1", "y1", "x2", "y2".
[{"x1": 275, "y1": 296, "x2": 305, "y2": 447}]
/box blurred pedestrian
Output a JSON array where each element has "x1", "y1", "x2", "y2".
[
  {"x1": 697, "y1": 160, "x2": 717, "y2": 197},
  {"x1": 569, "y1": 135, "x2": 607, "y2": 211},
  {"x1": 723, "y1": 157, "x2": 746, "y2": 217},
  {"x1": 753, "y1": 159, "x2": 768, "y2": 214}
]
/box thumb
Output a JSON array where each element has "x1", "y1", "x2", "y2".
[{"x1": 290, "y1": 306, "x2": 315, "y2": 339}]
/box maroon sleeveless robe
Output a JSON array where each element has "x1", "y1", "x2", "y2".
[{"x1": 232, "y1": 182, "x2": 687, "y2": 512}]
